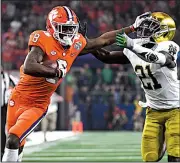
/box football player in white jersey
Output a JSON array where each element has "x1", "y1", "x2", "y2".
[{"x1": 92, "y1": 12, "x2": 180, "y2": 162}]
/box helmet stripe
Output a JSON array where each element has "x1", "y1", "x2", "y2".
[
  {"x1": 68, "y1": 8, "x2": 74, "y2": 21},
  {"x1": 63, "y1": 6, "x2": 73, "y2": 21},
  {"x1": 62, "y1": 6, "x2": 69, "y2": 21}
]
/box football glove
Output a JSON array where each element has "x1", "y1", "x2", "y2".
[
  {"x1": 116, "y1": 33, "x2": 134, "y2": 49},
  {"x1": 77, "y1": 17, "x2": 87, "y2": 38},
  {"x1": 131, "y1": 11, "x2": 152, "y2": 31},
  {"x1": 56, "y1": 60, "x2": 67, "y2": 78}
]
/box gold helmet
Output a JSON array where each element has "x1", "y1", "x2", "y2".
[{"x1": 137, "y1": 12, "x2": 176, "y2": 43}]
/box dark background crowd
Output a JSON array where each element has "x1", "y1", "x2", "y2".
[
  {"x1": 2, "y1": 0, "x2": 180, "y2": 69},
  {"x1": 2, "y1": 0, "x2": 180, "y2": 131}
]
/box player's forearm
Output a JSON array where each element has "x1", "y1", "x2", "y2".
[
  {"x1": 92, "y1": 49, "x2": 111, "y2": 63},
  {"x1": 100, "y1": 26, "x2": 133, "y2": 46},
  {"x1": 92, "y1": 49, "x2": 130, "y2": 64},
  {"x1": 116, "y1": 33, "x2": 176, "y2": 67},
  {"x1": 82, "y1": 26, "x2": 133, "y2": 54},
  {"x1": 93, "y1": 53, "x2": 114, "y2": 64},
  {"x1": 23, "y1": 63, "x2": 59, "y2": 78}
]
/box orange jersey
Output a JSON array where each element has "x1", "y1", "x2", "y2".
[{"x1": 14, "y1": 30, "x2": 86, "y2": 108}]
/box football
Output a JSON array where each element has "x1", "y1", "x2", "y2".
[
  {"x1": 41, "y1": 60, "x2": 60, "y2": 82},
  {"x1": 41, "y1": 60, "x2": 58, "y2": 69}
]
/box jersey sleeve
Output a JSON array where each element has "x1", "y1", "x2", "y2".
[
  {"x1": 123, "y1": 48, "x2": 134, "y2": 59},
  {"x1": 28, "y1": 30, "x2": 46, "y2": 53}
]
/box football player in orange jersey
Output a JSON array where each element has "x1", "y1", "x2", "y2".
[{"x1": 2, "y1": 6, "x2": 151, "y2": 161}]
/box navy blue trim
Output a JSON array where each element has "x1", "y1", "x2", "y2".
[
  {"x1": 19, "y1": 110, "x2": 47, "y2": 142},
  {"x1": 68, "y1": 7, "x2": 74, "y2": 21}
]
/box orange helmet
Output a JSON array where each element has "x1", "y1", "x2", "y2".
[{"x1": 46, "y1": 6, "x2": 79, "y2": 46}]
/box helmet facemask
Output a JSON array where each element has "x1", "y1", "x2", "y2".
[
  {"x1": 137, "y1": 18, "x2": 161, "y2": 39},
  {"x1": 51, "y1": 21, "x2": 79, "y2": 46}
]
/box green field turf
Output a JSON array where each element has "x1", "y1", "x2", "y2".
[{"x1": 23, "y1": 132, "x2": 167, "y2": 162}]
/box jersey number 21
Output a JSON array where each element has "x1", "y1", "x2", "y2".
[{"x1": 135, "y1": 65, "x2": 162, "y2": 90}]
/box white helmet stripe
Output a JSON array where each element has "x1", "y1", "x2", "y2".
[{"x1": 63, "y1": 6, "x2": 73, "y2": 21}]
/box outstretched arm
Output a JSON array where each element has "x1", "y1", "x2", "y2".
[
  {"x1": 80, "y1": 12, "x2": 151, "y2": 55},
  {"x1": 81, "y1": 27, "x2": 132, "y2": 55},
  {"x1": 91, "y1": 48, "x2": 130, "y2": 64},
  {"x1": 116, "y1": 33, "x2": 177, "y2": 68},
  {"x1": 132, "y1": 44, "x2": 176, "y2": 68}
]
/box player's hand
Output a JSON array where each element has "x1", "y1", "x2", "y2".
[
  {"x1": 116, "y1": 33, "x2": 134, "y2": 49},
  {"x1": 55, "y1": 68, "x2": 67, "y2": 78},
  {"x1": 78, "y1": 17, "x2": 87, "y2": 38},
  {"x1": 56, "y1": 60, "x2": 67, "y2": 78},
  {"x1": 132, "y1": 11, "x2": 152, "y2": 31}
]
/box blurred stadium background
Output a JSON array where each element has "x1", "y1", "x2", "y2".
[{"x1": 2, "y1": 0, "x2": 180, "y2": 162}]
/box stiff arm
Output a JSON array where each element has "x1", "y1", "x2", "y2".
[
  {"x1": 80, "y1": 11, "x2": 152, "y2": 55},
  {"x1": 80, "y1": 27, "x2": 133, "y2": 55}
]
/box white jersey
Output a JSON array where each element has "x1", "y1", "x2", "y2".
[{"x1": 123, "y1": 40, "x2": 180, "y2": 110}]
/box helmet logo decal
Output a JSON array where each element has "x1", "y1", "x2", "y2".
[
  {"x1": 49, "y1": 9, "x2": 58, "y2": 21},
  {"x1": 9, "y1": 100, "x2": 15, "y2": 107}
]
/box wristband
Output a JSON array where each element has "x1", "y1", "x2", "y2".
[
  {"x1": 130, "y1": 25, "x2": 135, "y2": 32},
  {"x1": 121, "y1": 28, "x2": 124, "y2": 34}
]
